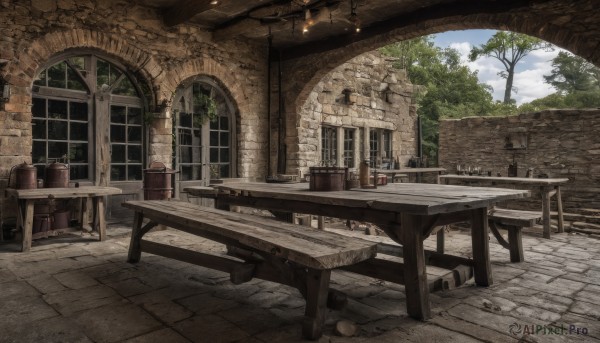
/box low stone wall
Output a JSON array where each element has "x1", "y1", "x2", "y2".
[{"x1": 439, "y1": 110, "x2": 600, "y2": 212}]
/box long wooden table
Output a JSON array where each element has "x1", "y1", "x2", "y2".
[
  {"x1": 5, "y1": 186, "x2": 122, "y2": 252},
  {"x1": 377, "y1": 167, "x2": 446, "y2": 183},
  {"x1": 439, "y1": 175, "x2": 569, "y2": 238},
  {"x1": 185, "y1": 182, "x2": 529, "y2": 320}
]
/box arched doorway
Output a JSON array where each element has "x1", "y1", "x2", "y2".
[
  {"x1": 171, "y1": 76, "x2": 237, "y2": 195},
  {"x1": 32, "y1": 53, "x2": 150, "y2": 220}
]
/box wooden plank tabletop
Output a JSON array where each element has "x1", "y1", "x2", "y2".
[
  {"x1": 439, "y1": 175, "x2": 569, "y2": 185},
  {"x1": 5, "y1": 186, "x2": 122, "y2": 199},
  {"x1": 188, "y1": 182, "x2": 529, "y2": 216},
  {"x1": 123, "y1": 200, "x2": 377, "y2": 270},
  {"x1": 377, "y1": 168, "x2": 446, "y2": 174}
]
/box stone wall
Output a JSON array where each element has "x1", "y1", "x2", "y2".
[
  {"x1": 288, "y1": 52, "x2": 417, "y2": 175},
  {"x1": 0, "y1": 0, "x2": 268, "y2": 181},
  {"x1": 439, "y1": 110, "x2": 600, "y2": 212}
]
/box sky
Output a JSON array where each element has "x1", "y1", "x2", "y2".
[{"x1": 432, "y1": 30, "x2": 565, "y2": 105}]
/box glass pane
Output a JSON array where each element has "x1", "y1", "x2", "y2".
[
  {"x1": 70, "y1": 102, "x2": 88, "y2": 121},
  {"x1": 47, "y1": 62, "x2": 66, "y2": 88},
  {"x1": 32, "y1": 98, "x2": 46, "y2": 118},
  {"x1": 48, "y1": 121, "x2": 68, "y2": 140},
  {"x1": 219, "y1": 164, "x2": 229, "y2": 178},
  {"x1": 97, "y1": 59, "x2": 110, "y2": 88},
  {"x1": 69, "y1": 57, "x2": 85, "y2": 71},
  {"x1": 220, "y1": 116, "x2": 228, "y2": 130},
  {"x1": 32, "y1": 119, "x2": 46, "y2": 139},
  {"x1": 128, "y1": 127, "x2": 142, "y2": 143},
  {"x1": 220, "y1": 132, "x2": 229, "y2": 146},
  {"x1": 220, "y1": 148, "x2": 229, "y2": 163},
  {"x1": 111, "y1": 145, "x2": 126, "y2": 163},
  {"x1": 210, "y1": 148, "x2": 218, "y2": 162},
  {"x1": 210, "y1": 119, "x2": 219, "y2": 130},
  {"x1": 68, "y1": 143, "x2": 88, "y2": 163},
  {"x1": 113, "y1": 76, "x2": 137, "y2": 96},
  {"x1": 109, "y1": 66, "x2": 122, "y2": 87},
  {"x1": 180, "y1": 146, "x2": 193, "y2": 164},
  {"x1": 70, "y1": 122, "x2": 88, "y2": 141},
  {"x1": 48, "y1": 100, "x2": 68, "y2": 119},
  {"x1": 34, "y1": 70, "x2": 47, "y2": 86},
  {"x1": 70, "y1": 165, "x2": 88, "y2": 180},
  {"x1": 210, "y1": 131, "x2": 218, "y2": 146},
  {"x1": 179, "y1": 129, "x2": 192, "y2": 146},
  {"x1": 181, "y1": 165, "x2": 192, "y2": 181},
  {"x1": 32, "y1": 141, "x2": 46, "y2": 164},
  {"x1": 111, "y1": 125, "x2": 126, "y2": 143},
  {"x1": 110, "y1": 105, "x2": 126, "y2": 123},
  {"x1": 48, "y1": 141, "x2": 68, "y2": 159},
  {"x1": 128, "y1": 107, "x2": 142, "y2": 124},
  {"x1": 111, "y1": 165, "x2": 126, "y2": 181},
  {"x1": 67, "y1": 66, "x2": 86, "y2": 91},
  {"x1": 180, "y1": 112, "x2": 192, "y2": 128},
  {"x1": 128, "y1": 165, "x2": 142, "y2": 181},
  {"x1": 35, "y1": 165, "x2": 45, "y2": 181},
  {"x1": 128, "y1": 145, "x2": 142, "y2": 163}
]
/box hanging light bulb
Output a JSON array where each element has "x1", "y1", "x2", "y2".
[
  {"x1": 210, "y1": 0, "x2": 219, "y2": 5},
  {"x1": 302, "y1": 25, "x2": 309, "y2": 34},
  {"x1": 349, "y1": 0, "x2": 361, "y2": 33}
]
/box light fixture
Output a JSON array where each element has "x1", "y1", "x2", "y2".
[
  {"x1": 210, "y1": 0, "x2": 218, "y2": 5},
  {"x1": 349, "y1": 0, "x2": 361, "y2": 33}
]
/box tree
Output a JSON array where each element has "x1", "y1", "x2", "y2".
[
  {"x1": 469, "y1": 31, "x2": 553, "y2": 104},
  {"x1": 544, "y1": 51, "x2": 600, "y2": 94},
  {"x1": 381, "y1": 36, "x2": 494, "y2": 162}
]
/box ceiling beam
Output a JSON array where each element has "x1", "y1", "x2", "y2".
[
  {"x1": 163, "y1": 0, "x2": 224, "y2": 27},
  {"x1": 276, "y1": 0, "x2": 538, "y2": 61}
]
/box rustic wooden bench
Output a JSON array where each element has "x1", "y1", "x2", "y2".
[
  {"x1": 123, "y1": 200, "x2": 377, "y2": 340},
  {"x1": 488, "y1": 208, "x2": 542, "y2": 262}
]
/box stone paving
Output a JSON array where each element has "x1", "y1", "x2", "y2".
[{"x1": 0, "y1": 223, "x2": 599, "y2": 343}]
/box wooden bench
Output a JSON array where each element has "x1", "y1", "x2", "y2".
[
  {"x1": 123, "y1": 200, "x2": 377, "y2": 340},
  {"x1": 488, "y1": 208, "x2": 542, "y2": 262}
]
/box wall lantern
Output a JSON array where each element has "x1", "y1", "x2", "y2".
[{"x1": 341, "y1": 88, "x2": 354, "y2": 105}]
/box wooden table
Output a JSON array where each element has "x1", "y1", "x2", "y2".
[
  {"x1": 5, "y1": 186, "x2": 122, "y2": 252},
  {"x1": 439, "y1": 175, "x2": 569, "y2": 238},
  {"x1": 377, "y1": 167, "x2": 446, "y2": 183},
  {"x1": 185, "y1": 182, "x2": 528, "y2": 320}
]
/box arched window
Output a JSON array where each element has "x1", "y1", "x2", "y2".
[
  {"x1": 32, "y1": 54, "x2": 147, "y2": 184},
  {"x1": 172, "y1": 77, "x2": 236, "y2": 189}
]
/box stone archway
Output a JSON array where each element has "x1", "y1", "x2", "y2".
[{"x1": 279, "y1": 3, "x2": 600, "y2": 174}]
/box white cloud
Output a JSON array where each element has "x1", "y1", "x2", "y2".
[{"x1": 446, "y1": 40, "x2": 562, "y2": 105}]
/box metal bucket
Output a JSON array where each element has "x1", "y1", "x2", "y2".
[
  {"x1": 45, "y1": 162, "x2": 69, "y2": 188},
  {"x1": 309, "y1": 167, "x2": 347, "y2": 191},
  {"x1": 9, "y1": 162, "x2": 37, "y2": 189},
  {"x1": 33, "y1": 215, "x2": 51, "y2": 234},
  {"x1": 143, "y1": 161, "x2": 177, "y2": 200},
  {"x1": 52, "y1": 210, "x2": 70, "y2": 229}
]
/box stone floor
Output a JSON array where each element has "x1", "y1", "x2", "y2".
[{"x1": 0, "y1": 222, "x2": 599, "y2": 343}]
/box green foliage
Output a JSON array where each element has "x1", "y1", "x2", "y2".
[
  {"x1": 470, "y1": 31, "x2": 553, "y2": 103},
  {"x1": 193, "y1": 92, "x2": 218, "y2": 125},
  {"x1": 381, "y1": 36, "x2": 494, "y2": 163},
  {"x1": 544, "y1": 51, "x2": 600, "y2": 94}
]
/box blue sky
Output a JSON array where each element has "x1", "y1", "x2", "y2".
[{"x1": 432, "y1": 30, "x2": 563, "y2": 105}]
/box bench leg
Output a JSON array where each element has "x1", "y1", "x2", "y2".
[
  {"x1": 507, "y1": 226, "x2": 524, "y2": 262},
  {"x1": 127, "y1": 212, "x2": 146, "y2": 263},
  {"x1": 436, "y1": 229, "x2": 444, "y2": 254},
  {"x1": 302, "y1": 268, "x2": 331, "y2": 340}
]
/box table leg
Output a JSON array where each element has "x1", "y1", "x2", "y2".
[
  {"x1": 302, "y1": 268, "x2": 331, "y2": 340},
  {"x1": 400, "y1": 214, "x2": 430, "y2": 320},
  {"x1": 541, "y1": 186, "x2": 551, "y2": 239},
  {"x1": 556, "y1": 186, "x2": 564, "y2": 233},
  {"x1": 471, "y1": 208, "x2": 492, "y2": 286},
  {"x1": 95, "y1": 196, "x2": 106, "y2": 241},
  {"x1": 21, "y1": 200, "x2": 34, "y2": 252},
  {"x1": 127, "y1": 211, "x2": 145, "y2": 263}
]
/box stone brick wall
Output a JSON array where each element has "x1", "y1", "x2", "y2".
[
  {"x1": 0, "y1": 0, "x2": 268, "y2": 182},
  {"x1": 287, "y1": 52, "x2": 417, "y2": 175},
  {"x1": 439, "y1": 110, "x2": 600, "y2": 212}
]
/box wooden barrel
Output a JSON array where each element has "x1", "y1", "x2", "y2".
[{"x1": 309, "y1": 167, "x2": 347, "y2": 191}]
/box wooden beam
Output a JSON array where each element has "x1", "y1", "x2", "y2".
[
  {"x1": 164, "y1": 0, "x2": 225, "y2": 27},
  {"x1": 278, "y1": 0, "x2": 535, "y2": 60}
]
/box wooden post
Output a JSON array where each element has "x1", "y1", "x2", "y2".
[
  {"x1": 127, "y1": 212, "x2": 145, "y2": 263},
  {"x1": 470, "y1": 208, "x2": 492, "y2": 286},
  {"x1": 400, "y1": 214, "x2": 430, "y2": 320},
  {"x1": 317, "y1": 216, "x2": 324, "y2": 230},
  {"x1": 96, "y1": 196, "x2": 106, "y2": 241},
  {"x1": 436, "y1": 229, "x2": 444, "y2": 254},
  {"x1": 541, "y1": 186, "x2": 551, "y2": 239},
  {"x1": 302, "y1": 268, "x2": 331, "y2": 340},
  {"x1": 21, "y1": 200, "x2": 34, "y2": 252},
  {"x1": 507, "y1": 226, "x2": 524, "y2": 262},
  {"x1": 556, "y1": 186, "x2": 564, "y2": 233}
]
